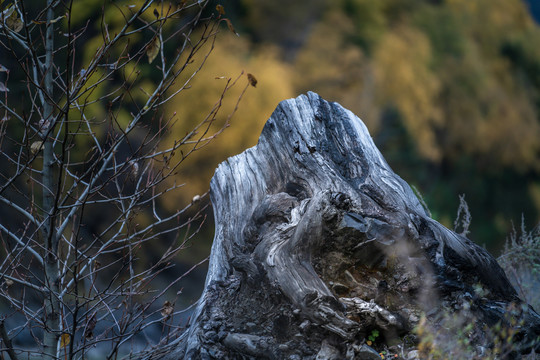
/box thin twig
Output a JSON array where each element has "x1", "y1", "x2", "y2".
[{"x1": 0, "y1": 318, "x2": 19, "y2": 360}]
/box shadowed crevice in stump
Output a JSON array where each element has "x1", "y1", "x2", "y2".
[{"x1": 143, "y1": 92, "x2": 540, "y2": 360}]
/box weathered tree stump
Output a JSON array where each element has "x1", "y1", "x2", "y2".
[{"x1": 148, "y1": 92, "x2": 540, "y2": 359}]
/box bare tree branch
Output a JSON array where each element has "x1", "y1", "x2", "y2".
[{"x1": 0, "y1": 1, "x2": 248, "y2": 358}]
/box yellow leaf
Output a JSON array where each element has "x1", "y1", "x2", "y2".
[
  {"x1": 223, "y1": 18, "x2": 238, "y2": 36},
  {"x1": 30, "y1": 141, "x2": 43, "y2": 155},
  {"x1": 146, "y1": 36, "x2": 161, "y2": 64},
  {"x1": 12, "y1": 18, "x2": 23, "y2": 32},
  {"x1": 216, "y1": 4, "x2": 225, "y2": 16},
  {"x1": 247, "y1": 73, "x2": 257, "y2": 87},
  {"x1": 6, "y1": 10, "x2": 23, "y2": 33},
  {"x1": 60, "y1": 333, "x2": 70, "y2": 348},
  {"x1": 2, "y1": 5, "x2": 15, "y2": 19}
]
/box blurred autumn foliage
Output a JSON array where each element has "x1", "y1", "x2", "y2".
[
  {"x1": 2, "y1": 1, "x2": 538, "y2": 354},
  {"x1": 8, "y1": 0, "x2": 539, "y2": 257},
  {"x1": 159, "y1": 33, "x2": 294, "y2": 211},
  {"x1": 166, "y1": 0, "x2": 540, "y2": 252}
]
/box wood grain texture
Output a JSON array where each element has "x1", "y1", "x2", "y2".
[{"x1": 140, "y1": 92, "x2": 539, "y2": 359}]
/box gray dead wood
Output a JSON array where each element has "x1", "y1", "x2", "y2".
[{"x1": 139, "y1": 92, "x2": 540, "y2": 359}]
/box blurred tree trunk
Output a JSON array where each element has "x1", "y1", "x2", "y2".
[
  {"x1": 141, "y1": 93, "x2": 540, "y2": 360},
  {"x1": 41, "y1": 1, "x2": 60, "y2": 357}
]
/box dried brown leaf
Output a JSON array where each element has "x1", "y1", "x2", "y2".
[
  {"x1": 216, "y1": 4, "x2": 225, "y2": 16},
  {"x1": 247, "y1": 73, "x2": 257, "y2": 88},
  {"x1": 146, "y1": 36, "x2": 161, "y2": 64},
  {"x1": 129, "y1": 160, "x2": 139, "y2": 178},
  {"x1": 85, "y1": 313, "x2": 96, "y2": 339},
  {"x1": 224, "y1": 18, "x2": 238, "y2": 36},
  {"x1": 161, "y1": 300, "x2": 174, "y2": 318}
]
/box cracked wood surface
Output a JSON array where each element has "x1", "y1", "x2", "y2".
[{"x1": 140, "y1": 92, "x2": 539, "y2": 360}]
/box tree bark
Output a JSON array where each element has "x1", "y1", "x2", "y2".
[
  {"x1": 42, "y1": 1, "x2": 61, "y2": 358},
  {"x1": 144, "y1": 92, "x2": 540, "y2": 359}
]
